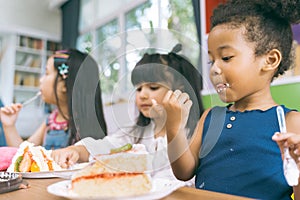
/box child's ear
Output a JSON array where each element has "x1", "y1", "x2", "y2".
[
  {"x1": 261, "y1": 49, "x2": 282, "y2": 72},
  {"x1": 61, "y1": 83, "x2": 67, "y2": 93}
]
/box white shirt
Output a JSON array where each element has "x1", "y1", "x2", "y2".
[{"x1": 77, "y1": 121, "x2": 194, "y2": 185}]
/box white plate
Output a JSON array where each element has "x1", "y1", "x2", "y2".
[
  {"x1": 19, "y1": 169, "x2": 79, "y2": 179},
  {"x1": 47, "y1": 178, "x2": 186, "y2": 200},
  {"x1": 18, "y1": 163, "x2": 90, "y2": 179}
]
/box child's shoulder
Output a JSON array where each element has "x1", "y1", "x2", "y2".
[
  {"x1": 282, "y1": 104, "x2": 299, "y2": 118},
  {"x1": 285, "y1": 108, "x2": 300, "y2": 133},
  {"x1": 286, "y1": 108, "x2": 300, "y2": 123},
  {"x1": 199, "y1": 106, "x2": 227, "y2": 125},
  {"x1": 203, "y1": 105, "x2": 228, "y2": 115}
]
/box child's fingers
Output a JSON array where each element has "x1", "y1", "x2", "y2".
[
  {"x1": 150, "y1": 99, "x2": 166, "y2": 119},
  {"x1": 14, "y1": 103, "x2": 22, "y2": 108},
  {"x1": 272, "y1": 132, "x2": 300, "y2": 162},
  {"x1": 1, "y1": 104, "x2": 22, "y2": 114},
  {"x1": 60, "y1": 161, "x2": 69, "y2": 169},
  {"x1": 184, "y1": 99, "x2": 193, "y2": 111},
  {"x1": 151, "y1": 99, "x2": 158, "y2": 105},
  {"x1": 177, "y1": 92, "x2": 190, "y2": 105},
  {"x1": 67, "y1": 153, "x2": 79, "y2": 167},
  {"x1": 274, "y1": 132, "x2": 300, "y2": 148},
  {"x1": 9, "y1": 104, "x2": 22, "y2": 110},
  {"x1": 272, "y1": 132, "x2": 294, "y2": 149},
  {"x1": 272, "y1": 132, "x2": 293, "y2": 141},
  {"x1": 57, "y1": 155, "x2": 72, "y2": 168},
  {"x1": 1, "y1": 107, "x2": 15, "y2": 114},
  {"x1": 294, "y1": 145, "x2": 300, "y2": 156},
  {"x1": 151, "y1": 101, "x2": 164, "y2": 113},
  {"x1": 292, "y1": 144, "x2": 300, "y2": 164},
  {"x1": 272, "y1": 132, "x2": 290, "y2": 155},
  {"x1": 51, "y1": 151, "x2": 61, "y2": 163},
  {"x1": 287, "y1": 137, "x2": 300, "y2": 161},
  {"x1": 287, "y1": 134, "x2": 300, "y2": 145},
  {"x1": 1, "y1": 106, "x2": 10, "y2": 113},
  {"x1": 51, "y1": 150, "x2": 69, "y2": 168},
  {"x1": 173, "y1": 90, "x2": 182, "y2": 99},
  {"x1": 163, "y1": 90, "x2": 173, "y2": 101}
]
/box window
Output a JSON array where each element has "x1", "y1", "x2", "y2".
[
  {"x1": 96, "y1": 19, "x2": 119, "y2": 94},
  {"x1": 0, "y1": 37, "x2": 2, "y2": 89},
  {"x1": 77, "y1": 32, "x2": 92, "y2": 53},
  {"x1": 78, "y1": 0, "x2": 199, "y2": 102}
]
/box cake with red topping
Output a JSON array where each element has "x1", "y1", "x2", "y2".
[
  {"x1": 71, "y1": 144, "x2": 152, "y2": 197},
  {"x1": 7, "y1": 141, "x2": 62, "y2": 172}
]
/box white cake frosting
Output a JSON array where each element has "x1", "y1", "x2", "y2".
[{"x1": 71, "y1": 143, "x2": 152, "y2": 197}]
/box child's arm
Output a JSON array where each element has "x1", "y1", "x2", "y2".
[
  {"x1": 51, "y1": 135, "x2": 126, "y2": 168},
  {"x1": 167, "y1": 109, "x2": 209, "y2": 181},
  {"x1": 1, "y1": 103, "x2": 24, "y2": 147},
  {"x1": 162, "y1": 90, "x2": 208, "y2": 181},
  {"x1": 272, "y1": 111, "x2": 300, "y2": 199},
  {"x1": 1, "y1": 103, "x2": 48, "y2": 147},
  {"x1": 26, "y1": 122, "x2": 47, "y2": 145}
]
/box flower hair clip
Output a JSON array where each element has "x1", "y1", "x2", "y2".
[{"x1": 58, "y1": 63, "x2": 69, "y2": 79}]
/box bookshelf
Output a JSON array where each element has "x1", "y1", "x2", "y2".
[
  {"x1": 0, "y1": 32, "x2": 62, "y2": 138},
  {"x1": 12, "y1": 35, "x2": 62, "y2": 103}
]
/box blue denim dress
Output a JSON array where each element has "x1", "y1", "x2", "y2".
[
  {"x1": 0, "y1": 100, "x2": 7, "y2": 146},
  {"x1": 43, "y1": 109, "x2": 69, "y2": 150}
]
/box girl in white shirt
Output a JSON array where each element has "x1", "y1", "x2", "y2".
[{"x1": 51, "y1": 45, "x2": 203, "y2": 182}]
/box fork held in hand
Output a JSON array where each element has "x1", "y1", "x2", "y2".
[
  {"x1": 22, "y1": 92, "x2": 41, "y2": 107},
  {"x1": 276, "y1": 106, "x2": 299, "y2": 186}
]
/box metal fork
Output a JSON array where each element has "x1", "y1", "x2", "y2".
[{"x1": 22, "y1": 92, "x2": 41, "y2": 107}]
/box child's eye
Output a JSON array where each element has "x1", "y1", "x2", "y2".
[
  {"x1": 136, "y1": 87, "x2": 142, "y2": 92},
  {"x1": 222, "y1": 56, "x2": 233, "y2": 62},
  {"x1": 150, "y1": 86, "x2": 159, "y2": 90},
  {"x1": 208, "y1": 60, "x2": 214, "y2": 66}
]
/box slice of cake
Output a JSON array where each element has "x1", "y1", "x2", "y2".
[
  {"x1": 7, "y1": 141, "x2": 62, "y2": 172},
  {"x1": 71, "y1": 143, "x2": 152, "y2": 197}
]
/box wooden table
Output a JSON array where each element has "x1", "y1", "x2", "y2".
[{"x1": 0, "y1": 178, "x2": 253, "y2": 200}]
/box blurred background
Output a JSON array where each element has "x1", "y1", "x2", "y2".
[{"x1": 0, "y1": 0, "x2": 299, "y2": 139}]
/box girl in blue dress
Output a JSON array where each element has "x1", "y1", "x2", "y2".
[
  {"x1": 161, "y1": 0, "x2": 300, "y2": 199},
  {"x1": 0, "y1": 49, "x2": 107, "y2": 149}
]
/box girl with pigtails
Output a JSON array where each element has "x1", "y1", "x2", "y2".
[{"x1": 1, "y1": 49, "x2": 107, "y2": 150}]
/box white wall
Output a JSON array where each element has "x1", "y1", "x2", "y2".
[
  {"x1": 0, "y1": 0, "x2": 61, "y2": 138},
  {"x1": 0, "y1": 0, "x2": 61, "y2": 39}
]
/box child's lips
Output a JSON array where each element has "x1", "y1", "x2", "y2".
[
  {"x1": 140, "y1": 104, "x2": 152, "y2": 108},
  {"x1": 216, "y1": 83, "x2": 230, "y2": 93}
]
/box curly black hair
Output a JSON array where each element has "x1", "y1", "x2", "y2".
[{"x1": 211, "y1": 0, "x2": 300, "y2": 78}]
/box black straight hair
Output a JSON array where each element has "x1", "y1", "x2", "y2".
[
  {"x1": 53, "y1": 49, "x2": 107, "y2": 144},
  {"x1": 131, "y1": 52, "x2": 204, "y2": 142}
]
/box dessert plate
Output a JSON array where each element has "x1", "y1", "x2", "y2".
[
  {"x1": 47, "y1": 178, "x2": 186, "y2": 200},
  {"x1": 15, "y1": 162, "x2": 90, "y2": 179},
  {"x1": 18, "y1": 169, "x2": 79, "y2": 179}
]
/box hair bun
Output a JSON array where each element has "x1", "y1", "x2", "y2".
[{"x1": 263, "y1": 0, "x2": 300, "y2": 24}]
